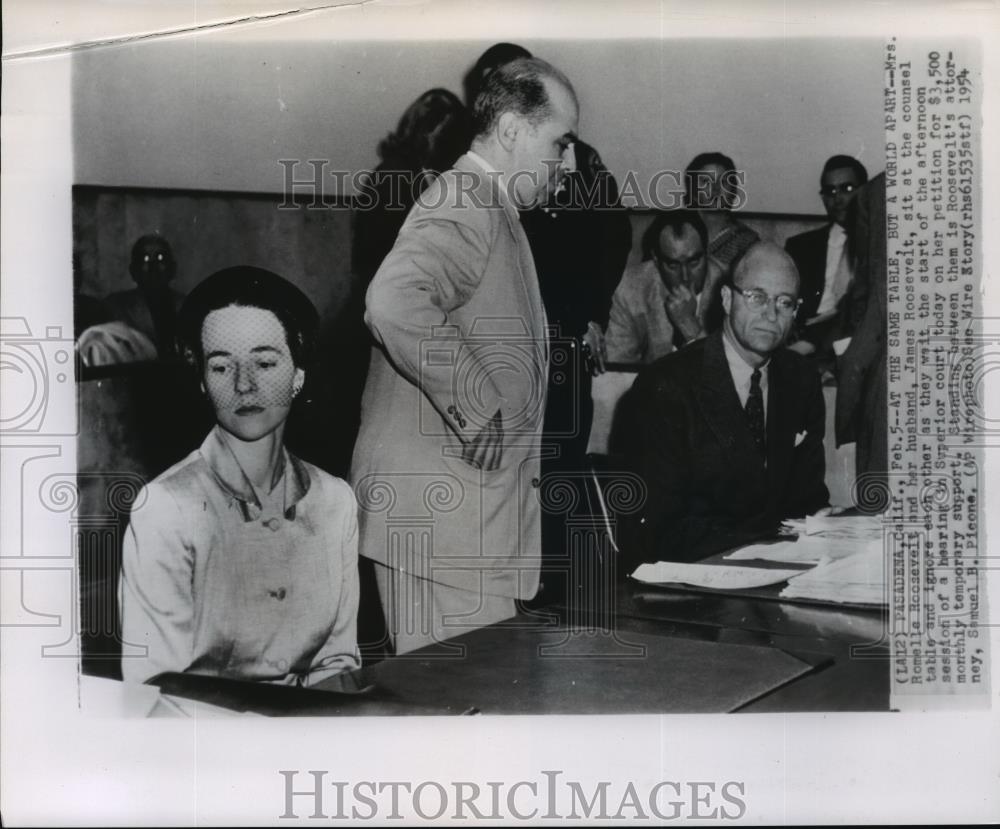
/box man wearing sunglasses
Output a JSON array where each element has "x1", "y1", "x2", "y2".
[
  {"x1": 784, "y1": 155, "x2": 869, "y2": 361},
  {"x1": 623, "y1": 241, "x2": 829, "y2": 565}
]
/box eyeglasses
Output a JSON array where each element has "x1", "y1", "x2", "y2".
[
  {"x1": 819, "y1": 183, "x2": 858, "y2": 197},
  {"x1": 731, "y1": 287, "x2": 802, "y2": 315}
]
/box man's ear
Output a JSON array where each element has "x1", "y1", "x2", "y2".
[
  {"x1": 496, "y1": 111, "x2": 521, "y2": 152},
  {"x1": 720, "y1": 284, "x2": 732, "y2": 316}
]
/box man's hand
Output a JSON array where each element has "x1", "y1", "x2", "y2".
[
  {"x1": 461, "y1": 409, "x2": 504, "y2": 471},
  {"x1": 581, "y1": 320, "x2": 606, "y2": 375},
  {"x1": 664, "y1": 285, "x2": 702, "y2": 343}
]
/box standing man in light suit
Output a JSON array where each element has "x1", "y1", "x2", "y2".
[{"x1": 351, "y1": 58, "x2": 579, "y2": 654}]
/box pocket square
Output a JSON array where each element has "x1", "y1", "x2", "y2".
[{"x1": 794, "y1": 431, "x2": 808, "y2": 447}]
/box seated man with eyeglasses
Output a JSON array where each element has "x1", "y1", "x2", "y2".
[
  {"x1": 622, "y1": 241, "x2": 829, "y2": 565},
  {"x1": 784, "y1": 155, "x2": 869, "y2": 364}
]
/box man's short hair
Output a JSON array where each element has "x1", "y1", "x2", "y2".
[
  {"x1": 641, "y1": 210, "x2": 709, "y2": 261},
  {"x1": 471, "y1": 57, "x2": 576, "y2": 139},
  {"x1": 821, "y1": 155, "x2": 869, "y2": 185}
]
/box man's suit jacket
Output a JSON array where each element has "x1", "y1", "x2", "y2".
[
  {"x1": 835, "y1": 173, "x2": 887, "y2": 479},
  {"x1": 784, "y1": 224, "x2": 830, "y2": 327},
  {"x1": 104, "y1": 286, "x2": 184, "y2": 357},
  {"x1": 350, "y1": 154, "x2": 548, "y2": 600},
  {"x1": 521, "y1": 139, "x2": 631, "y2": 338},
  {"x1": 622, "y1": 330, "x2": 829, "y2": 566}
]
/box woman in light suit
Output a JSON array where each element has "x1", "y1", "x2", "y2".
[{"x1": 120, "y1": 266, "x2": 360, "y2": 686}]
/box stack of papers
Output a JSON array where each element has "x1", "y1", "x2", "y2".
[
  {"x1": 780, "y1": 545, "x2": 886, "y2": 605},
  {"x1": 726, "y1": 536, "x2": 882, "y2": 565},
  {"x1": 781, "y1": 514, "x2": 883, "y2": 540},
  {"x1": 631, "y1": 561, "x2": 802, "y2": 589},
  {"x1": 634, "y1": 513, "x2": 887, "y2": 602}
]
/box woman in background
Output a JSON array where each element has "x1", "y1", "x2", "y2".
[
  {"x1": 327, "y1": 87, "x2": 472, "y2": 475},
  {"x1": 352, "y1": 87, "x2": 472, "y2": 284},
  {"x1": 684, "y1": 152, "x2": 759, "y2": 275},
  {"x1": 120, "y1": 266, "x2": 360, "y2": 686}
]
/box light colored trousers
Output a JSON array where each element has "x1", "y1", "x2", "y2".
[{"x1": 372, "y1": 561, "x2": 516, "y2": 655}]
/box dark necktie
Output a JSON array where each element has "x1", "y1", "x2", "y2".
[{"x1": 745, "y1": 368, "x2": 766, "y2": 455}]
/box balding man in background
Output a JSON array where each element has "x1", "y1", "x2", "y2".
[{"x1": 624, "y1": 242, "x2": 829, "y2": 565}]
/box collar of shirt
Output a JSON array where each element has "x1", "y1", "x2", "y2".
[
  {"x1": 722, "y1": 328, "x2": 769, "y2": 416},
  {"x1": 465, "y1": 151, "x2": 520, "y2": 220},
  {"x1": 199, "y1": 425, "x2": 310, "y2": 522},
  {"x1": 828, "y1": 222, "x2": 847, "y2": 249}
]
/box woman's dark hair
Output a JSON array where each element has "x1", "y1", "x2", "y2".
[
  {"x1": 686, "y1": 152, "x2": 736, "y2": 177},
  {"x1": 684, "y1": 152, "x2": 738, "y2": 209},
  {"x1": 377, "y1": 88, "x2": 472, "y2": 176},
  {"x1": 178, "y1": 266, "x2": 319, "y2": 372}
]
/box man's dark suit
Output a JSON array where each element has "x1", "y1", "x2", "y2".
[
  {"x1": 785, "y1": 225, "x2": 868, "y2": 356},
  {"x1": 622, "y1": 330, "x2": 829, "y2": 566},
  {"x1": 784, "y1": 225, "x2": 830, "y2": 323}
]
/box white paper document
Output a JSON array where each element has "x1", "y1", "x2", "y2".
[
  {"x1": 631, "y1": 561, "x2": 803, "y2": 589},
  {"x1": 780, "y1": 546, "x2": 887, "y2": 605},
  {"x1": 782, "y1": 514, "x2": 884, "y2": 540},
  {"x1": 726, "y1": 537, "x2": 882, "y2": 565}
]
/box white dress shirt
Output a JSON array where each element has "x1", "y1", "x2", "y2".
[
  {"x1": 816, "y1": 223, "x2": 853, "y2": 317},
  {"x1": 723, "y1": 328, "x2": 769, "y2": 421},
  {"x1": 465, "y1": 150, "x2": 520, "y2": 219}
]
